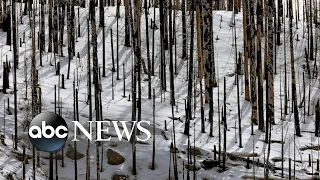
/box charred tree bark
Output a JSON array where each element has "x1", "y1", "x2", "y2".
[
  {"x1": 159, "y1": 0, "x2": 166, "y2": 91},
  {"x1": 89, "y1": 0, "x2": 100, "y2": 179},
  {"x1": 243, "y1": 0, "x2": 250, "y2": 101},
  {"x1": 315, "y1": 100, "x2": 320, "y2": 137},
  {"x1": 265, "y1": 0, "x2": 275, "y2": 142},
  {"x1": 145, "y1": 0, "x2": 151, "y2": 99},
  {"x1": 40, "y1": 0, "x2": 45, "y2": 54},
  {"x1": 187, "y1": 0, "x2": 194, "y2": 133},
  {"x1": 132, "y1": 0, "x2": 141, "y2": 175},
  {"x1": 54, "y1": 0, "x2": 59, "y2": 54},
  {"x1": 181, "y1": 0, "x2": 187, "y2": 59},
  {"x1": 12, "y1": 0, "x2": 18, "y2": 151},
  {"x1": 86, "y1": 18, "x2": 91, "y2": 180},
  {"x1": 124, "y1": 0, "x2": 131, "y2": 46},
  {"x1": 6, "y1": 7, "x2": 11, "y2": 46},
  {"x1": 99, "y1": 0, "x2": 104, "y2": 26},
  {"x1": 250, "y1": 0, "x2": 258, "y2": 125},
  {"x1": 59, "y1": 2, "x2": 65, "y2": 56},
  {"x1": 257, "y1": 0, "x2": 264, "y2": 131},
  {"x1": 71, "y1": 0, "x2": 75, "y2": 57},
  {"x1": 289, "y1": 0, "x2": 301, "y2": 137},
  {"x1": 163, "y1": 0, "x2": 168, "y2": 50},
  {"x1": 196, "y1": 1, "x2": 205, "y2": 133},
  {"x1": 48, "y1": 0, "x2": 53, "y2": 52},
  {"x1": 309, "y1": 0, "x2": 314, "y2": 60}
]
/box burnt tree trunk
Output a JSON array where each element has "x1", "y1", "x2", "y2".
[
  {"x1": 124, "y1": 0, "x2": 131, "y2": 46},
  {"x1": 250, "y1": 0, "x2": 258, "y2": 125},
  {"x1": 257, "y1": 0, "x2": 264, "y2": 131},
  {"x1": 48, "y1": 0, "x2": 53, "y2": 52},
  {"x1": 289, "y1": 0, "x2": 301, "y2": 137}
]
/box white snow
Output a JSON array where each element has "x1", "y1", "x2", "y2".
[{"x1": 0, "y1": 1, "x2": 317, "y2": 179}]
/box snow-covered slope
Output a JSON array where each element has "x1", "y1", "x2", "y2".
[{"x1": 0, "y1": 1, "x2": 317, "y2": 179}]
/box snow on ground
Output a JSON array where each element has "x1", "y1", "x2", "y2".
[{"x1": 0, "y1": 1, "x2": 317, "y2": 179}]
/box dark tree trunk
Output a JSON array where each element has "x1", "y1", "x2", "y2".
[
  {"x1": 315, "y1": 100, "x2": 320, "y2": 137},
  {"x1": 48, "y1": 0, "x2": 53, "y2": 52},
  {"x1": 257, "y1": 0, "x2": 264, "y2": 131},
  {"x1": 187, "y1": 0, "x2": 194, "y2": 134},
  {"x1": 71, "y1": 0, "x2": 75, "y2": 57},
  {"x1": 132, "y1": 0, "x2": 141, "y2": 175},
  {"x1": 242, "y1": 0, "x2": 250, "y2": 101},
  {"x1": 89, "y1": 0, "x2": 100, "y2": 179},
  {"x1": 86, "y1": 18, "x2": 91, "y2": 180},
  {"x1": 40, "y1": 0, "x2": 45, "y2": 54},
  {"x1": 145, "y1": 0, "x2": 151, "y2": 99},
  {"x1": 289, "y1": 0, "x2": 301, "y2": 137},
  {"x1": 99, "y1": 0, "x2": 104, "y2": 26},
  {"x1": 250, "y1": 0, "x2": 258, "y2": 125},
  {"x1": 196, "y1": 1, "x2": 205, "y2": 133},
  {"x1": 181, "y1": 0, "x2": 187, "y2": 59},
  {"x1": 6, "y1": 7, "x2": 11, "y2": 46},
  {"x1": 124, "y1": 0, "x2": 131, "y2": 46},
  {"x1": 54, "y1": 0, "x2": 59, "y2": 54},
  {"x1": 59, "y1": 2, "x2": 65, "y2": 56}
]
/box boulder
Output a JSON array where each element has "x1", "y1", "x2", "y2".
[
  {"x1": 184, "y1": 162, "x2": 201, "y2": 171},
  {"x1": 66, "y1": 146, "x2": 84, "y2": 160},
  {"x1": 201, "y1": 158, "x2": 220, "y2": 170},
  {"x1": 112, "y1": 174, "x2": 129, "y2": 180},
  {"x1": 188, "y1": 147, "x2": 201, "y2": 156},
  {"x1": 107, "y1": 149, "x2": 125, "y2": 165}
]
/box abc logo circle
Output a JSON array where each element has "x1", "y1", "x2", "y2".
[{"x1": 28, "y1": 112, "x2": 68, "y2": 152}]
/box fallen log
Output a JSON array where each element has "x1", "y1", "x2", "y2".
[{"x1": 12, "y1": 150, "x2": 62, "y2": 160}]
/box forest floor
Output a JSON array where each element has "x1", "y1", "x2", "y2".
[{"x1": 0, "y1": 1, "x2": 317, "y2": 180}]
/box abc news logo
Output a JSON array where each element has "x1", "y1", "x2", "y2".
[{"x1": 28, "y1": 112, "x2": 151, "y2": 152}]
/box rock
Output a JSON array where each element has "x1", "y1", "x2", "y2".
[
  {"x1": 112, "y1": 174, "x2": 129, "y2": 180},
  {"x1": 201, "y1": 158, "x2": 220, "y2": 170},
  {"x1": 0, "y1": 134, "x2": 6, "y2": 146},
  {"x1": 188, "y1": 147, "x2": 201, "y2": 156},
  {"x1": 110, "y1": 142, "x2": 118, "y2": 147},
  {"x1": 66, "y1": 146, "x2": 84, "y2": 160},
  {"x1": 5, "y1": 173, "x2": 14, "y2": 180},
  {"x1": 107, "y1": 149, "x2": 125, "y2": 165},
  {"x1": 226, "y1": 73, "x2": 235, "y2": 77},
  {"x1": 184, "y1": 162, "x2": 201, "y2": 171},
  {"x1": 170, "y1": 147, "x2": 179, "y2": 153}
]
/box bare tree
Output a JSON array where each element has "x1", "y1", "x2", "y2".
[
  {"x1": 265, "y1": 0, "x2": 275, "y2": 143},
  {"x1": 196, "y1": 0, "x2": 205, "y2": 133},
  {"x1": 250, "y1": 0, "x2": 258, "y2": 125},
  {"x1": 257, "y1": 0, "x2": 264, "y2": 131},
  {"x1": 89, "y1": 0, "x2": 101, "y2": 179},
  {"x1": 289, "y1": 0, "x2": 301, "y2": 137},
  {"x1": 54, "y1": 0, "x2": 59, "y2": 54},
  {"x1": 12, "y1": 0, "x2": 18, "y2": 150},
  {"x1": 242, "y1": 0, "x2": 250, "y2": 101},
  {"x1": 124, "y1": 0, "x2": 131, "y2": 46},
  {"x1": 132, "y1": 0, "x2": 142, "y2": 175},
  {"x1": 48, "y1": 0, "x2": 53, "y2": 52}
]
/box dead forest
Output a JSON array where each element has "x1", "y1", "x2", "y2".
[{"x1": 0, "y1": 0, "x2": 318, "y2": 179}]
